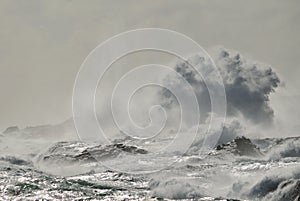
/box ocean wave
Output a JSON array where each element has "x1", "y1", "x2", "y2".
[
  {"x1": 266, "y1": 138, "x2": 300, "y2": 161},
  {"x1": 149, "y1": 177, "x2": 206, "y2": 199}
]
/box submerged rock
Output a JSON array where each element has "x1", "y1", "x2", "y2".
[
  {"x1": 3, "y1": 126, "x2": 19, "y2": 134},
  {"x1": 0, "y1": 156, "x2": 32, "y2": 166},
  {"x1": 38, "y1": 141, "x2": 148, "y2": 164}
]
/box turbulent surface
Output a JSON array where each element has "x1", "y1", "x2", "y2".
[
  {"x1": 0, "y1": 49, "x2": 298, "y2": 200},
  {"x1": 1, "y1": 132, "x2": 300, "y2": 200}
]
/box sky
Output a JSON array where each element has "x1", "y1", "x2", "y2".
[{"x1": 0, "y1": 0, "x2": 299, "y2": 134}]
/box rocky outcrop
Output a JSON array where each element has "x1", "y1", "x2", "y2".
[{"x1": 216, "y1": 136, "x2": 263, "y2": 157}]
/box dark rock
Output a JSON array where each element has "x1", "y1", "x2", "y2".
[{"x1": 216, "y1": 136, "x2": 263, "y2": 157}]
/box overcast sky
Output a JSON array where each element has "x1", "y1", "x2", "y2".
[{"x1": 0, "y1": 0, "x2": 299, "y2": 132}]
